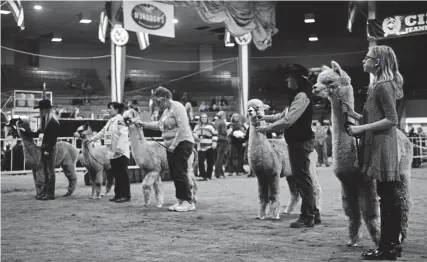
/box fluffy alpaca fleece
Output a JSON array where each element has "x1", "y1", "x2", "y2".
[
  {"x1": 16, "y1": 117, "x2": 79, "y2": 197},
  {"x1": 247, "y1": 99, "x2": 321, "y2": 220},
  {"x1": 74, "y1": 123, "x2": 112, "y2": 199},
  {"x1": 123, "y1": 109, "x2": 198, "y2": 207},
  {"x1": 313, "y1": 61, "x2": 412, "y2": 246}
]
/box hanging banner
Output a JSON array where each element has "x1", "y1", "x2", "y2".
[
  {"x1": 123, "y1": 1, "x2": 175, "y2": 38},
  {"x1": 367, "y1": 13, "x2": 427, "y2": 40}
]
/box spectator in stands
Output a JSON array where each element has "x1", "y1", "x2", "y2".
[
  {"x1": 417, "y1": 127, "x2": 426, "y2": 137},
  {"x1": 171, "y1": 89, "x2": 181, "y2": 102},
  {"x1": 137, "y1": 86, "x2": 196, "y2": 212},
  {"x1": 185, "y1": 102, "x2": 194, "y2": 122},
  {"x1": 214, "y1": 111, "x2": 228, "y2": 179},
  {"x1": 90, "y1": 102, "x2": 131, "y2": 203},
  {"x1": 80, "y1": 79, "x2": 93, "y2": 105},
  {"x1": 219, "y1": 96, "x2": 228, "y2": 107},
  {"x1": 199, "y1": 101, "x2": 208, "y2": 112},
  {"x1": 210, "y1": 97, "x2": 219, "y2": 112},
  {"x1": 193, "y1": 113, "x2": 218, "y2": 180},
  {"x1": 227, "y1": 113, "x2": 247, "y2": 176},
  {"x1": 70, "y1": 107, "x2": 83, "y2": 119}
]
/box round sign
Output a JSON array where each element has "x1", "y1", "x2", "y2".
[
  {"x1": 382, "y1": 16, "x2": 402, "y2": 36},
  {"x1": 131, "y1": 3, "x2": 167, "y2": 30},
  {"x1": 111, "y1": 26, "x2": 129, "y2": 46},
  {"x1": 234, "y1": 32, "x2": 252, "y2": 46}
]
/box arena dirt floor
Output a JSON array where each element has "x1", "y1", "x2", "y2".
[{"x1": 2, "y1": 166, "x2": 427, "y2": 262}]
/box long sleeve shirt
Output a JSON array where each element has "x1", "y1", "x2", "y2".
[
  {"x1": 91, "y1": 114, "x2": 130, "y2": 159},
  {"x1": 262, "y1": 92, "x2": 310, "y2": 132},
  {"x1": 214, "y1": 119, "x2": 227, "y2": 142},
  {"x1": 159, "y1": 100, "x2": 194, "y2": 150},
  {"x1": 193, "y1": 123, "x2": 218, "y2": 151}
]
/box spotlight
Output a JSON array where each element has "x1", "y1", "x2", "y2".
[
  {"x1": 51, "y1": 34, "x2": 62, "y2": 42},
  {"x1": 304, "y1": 13, "x2": 315, "y2": 23},
  {"x1": 34, "y1": 5, "x2": 43, "y2": 10},
  {"x1": 309, "y1": 33, "x2": 318, "y2": 42},
  {"x1": 0, "y1": 10, "x2": 11, "y2": 15},
  {"x1": 173, "y1": 18, "x2": 178, "y2": 24}
]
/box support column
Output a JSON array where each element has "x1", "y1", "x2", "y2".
[
  {"x1": 238, "y1": 44, "x2": 250, "y2": 116},
  {"x1": 368, "y1": 1, "x2": 376, "y2": 86},
  {"x1": 110, "y1": 1, "x2": 126, "y2": 103}
]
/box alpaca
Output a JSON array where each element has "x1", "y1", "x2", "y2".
[
  {"x1": 73, "y1": 123, "x2": 112, "y2": 199},
  {"x1": 247, "y1": 99, "x2": 321, "y2": 220},
  {"x1": 122, "y1": 109, "x2": 198, "y2": 208},
  {"x1": 16, "y1": 117, "x2": 79, "y2": 197},
  {"x1": 312, "y1": 61, "x2": 412, "y2": 246}
]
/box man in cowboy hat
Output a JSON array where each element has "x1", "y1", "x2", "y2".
[
  {"x1": 20, "y1": 98, "x2": 60, "y2": 200},
  {"x1": 255, "y1": 64, "x2": 321, "y2": 228}
]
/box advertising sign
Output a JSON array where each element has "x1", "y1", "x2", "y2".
[
  {"x1": 368, "y1": 13, "x2": 427, "y2": 40},
  {"x1": 123, "y1": 1, "x2": 175, "y2": 38}
]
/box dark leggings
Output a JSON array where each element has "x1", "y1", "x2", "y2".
[{"x1": 167, "y1": 141, "x2": 194, "y2": 202}]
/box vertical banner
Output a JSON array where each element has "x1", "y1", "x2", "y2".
[{"x1": 123, "y1": 1, "x2": 175, "y2": 38}]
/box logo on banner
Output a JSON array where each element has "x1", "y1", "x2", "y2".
[
  {"x1": 132, "y1": 3, "x2": 166, "y2": 30},
  {"x1": 235, "y1": 33, "x2": 252, "y2": 46},
  {"x1": 111, "y1": 26, "x2": 129, "y2": 46},
  {"x1": 123, "y1": 1, "x2": 175, "y2": 38},
  {"x1": 382, "y1": 16, "x2": 402, "y2": 36}
]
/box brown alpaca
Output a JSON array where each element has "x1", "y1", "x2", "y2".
[{"x1": 16, "y1": 117, "x2": 79, "y2": 197}]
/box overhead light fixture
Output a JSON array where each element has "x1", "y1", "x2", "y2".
[
  {"x1": 51, "y1": 34, "x2": 62, "y2": 42},
  {"x1": 78, "y1": 12, "x2": 92, "y2": 24},
  {"x1": 309, "y1": 33, "x2": 318, "y2": 42},
  {"x1": 0, "y1": 10, "x2": 11, "y2": 15},
  {"x1": 173, "y1": 18, "x2": 178, "y2": 24},
  {"x1": 304, "y1": 13, "x2": 315, "y2": 23},
  {"x1": 34, "y1": 5, "x2": 43, "y2": 10}
]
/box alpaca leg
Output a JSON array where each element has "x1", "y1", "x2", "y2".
[
  {"x1": 396, "y1": 177, "x2": 411, "y2": 244},
  {"x1": 187, "y1": 154, "x2": 198, "y2": 203},
  {"x1": 309, "y1": 151, "x2": 322, "y2": 209},
  {"x1": 33, "y1": 169, "x2": 45, "y2": 197},
  {"x1": 269, "y1": 174, "x2": 281, "y2": 220},
  {"x1": 90, "y1": 180, "x2": 95, "y2": 200},
  {"x1": 105, "y1": 169, "x2": 114, "y2": 195},
  {"x1": 283, "y1": 175, "x2": 300, "y2": 214},
  {"x1": 341, "y1": 181, "x2": 362, "y2": 247},
  {"x1": 142, "y1": 171, "x2": 157, "y2": 207},
  {"x1": 61, "y1": 164, "x2": 77, "y2": 197},
  {"x1": 359, "y1": 180, "x2": 380, "y2": 246},
  {"x1": 153, "y1": 174, "x2": 164, "y2": 208},
  {"x1": 95, "y1": 171, "x2": 103, "y2": 200},
  {"x1": 256, "y1": 175, "x2": 269, "y2": 220}
]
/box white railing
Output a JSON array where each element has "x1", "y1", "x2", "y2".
[
  {"x1": 0, "y1": 136, "x2": 163, "y2": 175},
  {"x1": 409, "y1": 136, "x2": 427, "y2": 165}
]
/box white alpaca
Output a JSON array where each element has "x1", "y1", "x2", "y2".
[
  {"x1": 247, "y1": 99, "x2": 321, "y2": 220},
  {"x1": 122, "y1": 109, "x2": 198, "y2": 208},
  {"x1": 74, "y1": 123, "x2": 112, "y2": 199},
  {"x1": 313, "y1": 61, "x2": 412, "y2": 246}
]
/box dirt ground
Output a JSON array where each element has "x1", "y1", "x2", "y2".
[{"x1": 2, "y1": 167, "x2": 427, "y2": 262}]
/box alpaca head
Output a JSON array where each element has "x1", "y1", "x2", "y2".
[
  {"x1": 122, "y1": 108, "x2": 141, "y2": 127},
  {"x1": 247, "y1": 99, "x2": 270, "y2": 124},
  {"x1": 15, "y1": 117, "x2": 31, "y2": 137},
  {"x1": 312, "y1": 61, "x2": 353, "y2": 103},
  {"x1": 74, "y1": 122, "x2": 93, "y2": 139}
]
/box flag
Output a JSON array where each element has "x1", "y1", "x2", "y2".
[
  {"x1": 98, "y1": 10, "x2": 109, "y2": 43},
  {"x1": 136, "y1": 32, "x2": 150, "y2": 50},
  {"x1": 6, "y1": 0, "x2": 24, "y2": 30},
  {"x1": 347, "y1": 1, "x2": 357, "y2": 33}
]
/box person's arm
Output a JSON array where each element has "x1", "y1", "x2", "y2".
[
  {"x1": 266, "y1": 92, "x2": 310, "y2": 132},
  {"x1": 142, "y1": 121, "x2": 160, "y2": 131},
  {"x1": 90, "y1": 121, "x2": 108, "y2": 141},
  {"x1": 361, "y1": 83, "x2": 398, "y2": 132},
  {"x1": 115, "y1": 119, "x2": 129, "y2": 155},
  {"x1": 262, "y1": 111, "x2": 285, "y2": 123},
  {"x1": 170, "y1": 103, "x2": 191, "y2": 151},
  {"x1": 211, "y1": 124, "x2": 218, "y2": 148}
]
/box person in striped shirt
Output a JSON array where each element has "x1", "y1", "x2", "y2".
[{"x1": 193, "y1": 113, "x2": 218, "y2": 180}]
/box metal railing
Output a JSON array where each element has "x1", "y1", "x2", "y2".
[{"x1": 1, "y1": 136, "x2": 162, "y2": 175}]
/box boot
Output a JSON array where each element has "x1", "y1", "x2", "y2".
[{"x1": 361, "y1": 242, "x2": 400, "y2": 260}]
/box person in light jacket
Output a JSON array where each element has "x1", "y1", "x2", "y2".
[{"x1": 90, "y1": 102, "x2": 131, "y2": 203}]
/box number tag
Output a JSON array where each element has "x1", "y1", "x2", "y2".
[
  {"x1": 104, "y1": 131, "x2": 112, "y2": 145},
  {"x1": 37, "y1": 134, "x2": 44, "y2": 147}
]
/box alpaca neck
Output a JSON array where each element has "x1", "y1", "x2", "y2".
[
  {"x1": 20, "y1": 135, "x2": 41, "y2": 166},
  {"x1": 248, "y1": 120, "x2": 273, "y2": 155},
  {"x1": 128, "y1": 124, "x2": 154, "y2": 163},
  {"x1": 330, "y1": 91, "x2": 355, "y2": 134}
]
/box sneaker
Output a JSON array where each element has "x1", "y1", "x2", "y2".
[
  {"x1": 175, "y1": 201, "x2": 196, "y2": 212},
  {"x1": 290, "y1": 216, "x2": 314, "y2": 228},
  {"x1": 168, "y1": 200, "x2": 182, "y2": 211}
]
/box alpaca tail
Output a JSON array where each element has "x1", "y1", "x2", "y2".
[{"x1": 192, "y1": 147, "x2": 198, "y2": 170}]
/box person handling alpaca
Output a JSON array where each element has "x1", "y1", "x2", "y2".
[
  {"x1": 256, "y1": 64, "x2": 321, "y2": 228},
  {"x1": 343, "y1": 45, "x2": 406, "y2": 260},
  {"x1": 19, "y1": 98, "x2": 60, "y2": 200},
  {"x1": 90, "y1": 102, "x2": 131, "y2": 203},
  {"x1": 137, "y1": 86, "x2": 196, "y2": 212}
]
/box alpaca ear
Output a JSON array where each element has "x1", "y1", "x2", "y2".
[
  {"x1": 262, "y1": 104, "x2": 270, "y2": 111},
  {"x1": 331, "y1": 61, "x2": 342, "y2": 76},
  {"x1": 321, "y1": 65, "x2": 330, "y2": 71}
]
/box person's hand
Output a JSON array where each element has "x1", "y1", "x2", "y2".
[
  {"x1": 347, "y1": 125, "x2": 365, "y2": 136},
  {"x1": 242, "y1": 143, "x2": 247, "y2": 148},
  {"x1": 341, "y1": 101, "x2": 356, "y2": 117},
  {"x1": 255, "y1": 125, "x2": 271, "y2": 134},
  {"x1": 167, "y1": 145, "x2": 175, "y2": 153}
]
